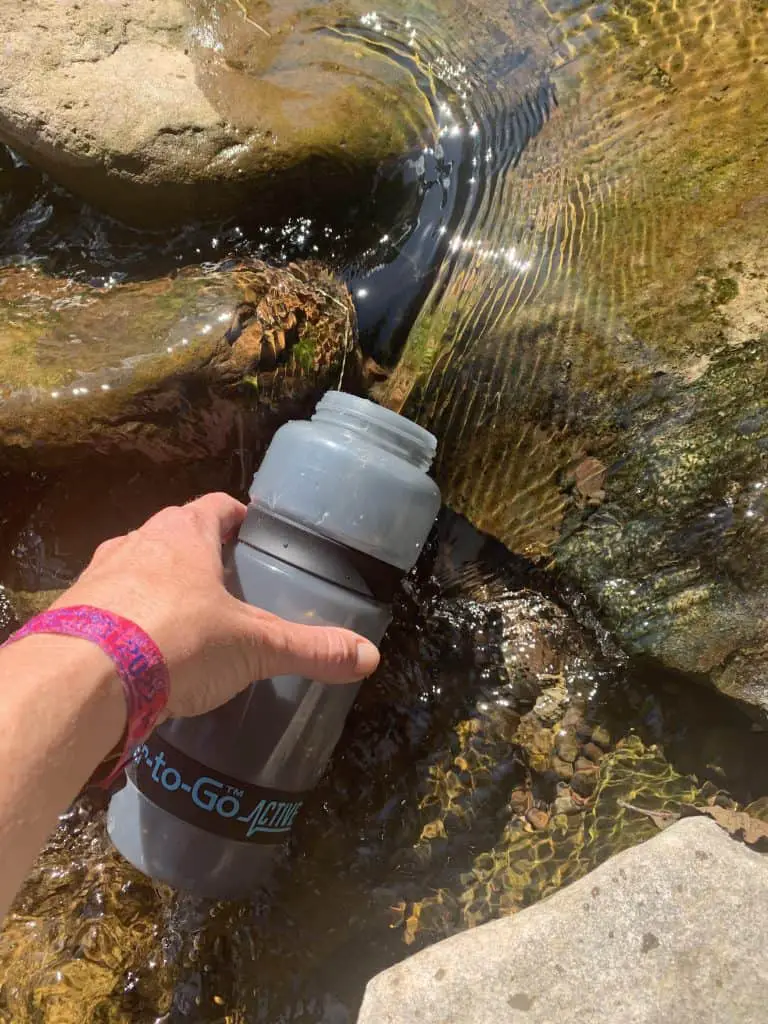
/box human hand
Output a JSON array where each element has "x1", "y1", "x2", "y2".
[{"x1": 52, "y1": 493, "x2": 380, "y2": 718}]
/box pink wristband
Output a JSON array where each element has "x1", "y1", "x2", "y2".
[{"x1": 1, "y1": 605, "x2": 170, "y2": 788}]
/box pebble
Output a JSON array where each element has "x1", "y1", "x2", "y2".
[
  {"x1": 590, "y1": 725, "x2": 612, "y2": 749},
  {"x1": 574, "y1": 756, "x2": 599, "y2": 774},
  {"x1": 552, "y1": 756, "x2": 574, "y2": 781},
  {"x1": 508, "y1": 788, "x2": 531, "y2": 815},
  {"x1": 525, "y1": 808, "x2": 550, "y2": 831},
  {"x1": 553, "y1": 794, "x2": 580, "y2": 816},
  {"x1": 571, "y1": 771, "x2": 598, "y2": 798},
  {"x1": 555, "y1": 731, "x2": 580, "y2": 764},
  {"x1": 561, "y1": 707, "x2": 583, "y2": 731},
  {"x1": 582, "y1": 742, "x2": 604, "y2": 763}
]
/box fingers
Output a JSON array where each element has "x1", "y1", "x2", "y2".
[
  {"x1": 243, "y1": 609, "x2": 380, "y2": 685},
  {"x1": 185, "y1": 493, "x2": 248, "y2": 545}
]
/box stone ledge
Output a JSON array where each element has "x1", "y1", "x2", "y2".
[{"x1": 358, "y1": 818, "x2": 768, "y2": 1024}]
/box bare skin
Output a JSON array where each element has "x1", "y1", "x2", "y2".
[{"x1": 0, "y1": 492, "x2": 379, "y2": 919}]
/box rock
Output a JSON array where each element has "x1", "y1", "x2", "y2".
[
  {"x1": 514, "y1": 716, "x2": 554, "y2": 773},
  {"x1": 357, "y1": 818, "x2": 768, "y2": 1024},
  {"x1": 554, "y1": 730, "x2": 580, "y2": 764},
  {"x1": 551, "y1": 756, "x2": 574, "y2": 781},
  {"x1": 582, "y1": 742, "x2": 604, "y2": 764},
  {"x1": 0, "y1": 259, "x2": 361, "y2": 470},
  {"x1": 556, "y1": 339, "x2": 768, "y2": 717},
  {"x1": 507, "y1": 789, "x2": 530, "y2": 816},
  {"x1": 590, "y1": 725, "x2": 612, "y2": 750},
  {"x1": 0, "y1": 0, "x2": 433, "y2": 225},
  {"x1": 523, "y1": 808, "x2": 549, "y2": 831},
  {"x1": 552, "y1": 793, "x2": 579, "y2": 816},
  {"x1": 746, "y1": 798, "x2": 768, "y2": 824},
  {"x1": 381, "y1": 0, "x2": 768, "y2": 715},
  {"x1": 531, "y1": 678, "x2": 569, "y2": 725},
  {"x1": 570, "y1": 770, "x2": 597, "y2": 799}
]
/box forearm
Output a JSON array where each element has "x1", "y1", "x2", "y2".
[{"x1": 0, "y1": 634, "x2": 126, "y2": 918}]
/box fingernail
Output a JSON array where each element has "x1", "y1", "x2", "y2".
[{"x1": 355, "y1": 640, "x2": 380, "y2": 676}]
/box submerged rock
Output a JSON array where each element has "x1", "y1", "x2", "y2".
[
  {"x1": 0, "y1": 0, "x2": 435, "y2": 225},
  {"x1": 358, "y1": 817, "x2": 768, "y2": 1024},
  {"x1": 0, "y1": 259, "x2": 360, "y2": 470},
  {"x1": 556, "y1": 341, "x2": 768, "y2": 715},
  {"x1": 381, "y1": 0, "x2": 768, "y2": 713}
]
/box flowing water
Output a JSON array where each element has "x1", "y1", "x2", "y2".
[
  {"x1": 1, "y1": 0, "x2": 768, "y2": 1021},
  {"x1": 3, "y1": 507, "x2": 768, "y2": 1023}
]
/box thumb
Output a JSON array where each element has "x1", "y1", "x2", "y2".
[{"x1": 243, "y1": 609, "x2": 380, "y2": 684}]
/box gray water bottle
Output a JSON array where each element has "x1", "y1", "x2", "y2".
[{"x1": 106, "y1": 392, "x2": 441, "y2": 898}]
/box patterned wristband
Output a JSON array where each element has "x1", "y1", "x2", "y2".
[{"x1": 1, "y1": 605, "x2": 170, "y2": 789}]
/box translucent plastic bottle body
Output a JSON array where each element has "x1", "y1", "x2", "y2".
[{"x1": 107, "y1": 393, "x2": 441, "y2": 899}]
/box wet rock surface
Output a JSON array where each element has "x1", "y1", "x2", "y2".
[
  {"x1": 556, "y1": 341, "x2": 768, "y2": 715},
  {"x1": 0, "y1": 259, "x2": 361, "y2": 470},
  {"x1": 358, "y1": 817, "x2": 768, "y2": 1024},
  {"x1": 0, "y1": 0, "x2": 435, "y2": 225},
  {"x1": 381, "y1": 0, "x2": 768, "y2": 714}
]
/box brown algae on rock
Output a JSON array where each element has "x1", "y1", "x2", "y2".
[{"x1": 0, "y1": 260, "x2": 359, "y2": 469}]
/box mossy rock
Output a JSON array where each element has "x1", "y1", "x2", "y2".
[
  {"x1": 381, "y1": 0, "x2": 768, "y2": 713},
  {"x1": 0, "y1": 259, "x2": 362, "y2": 471},
  {"x1": 556, "y1": 339, "x2": 768, "y2": 713}
]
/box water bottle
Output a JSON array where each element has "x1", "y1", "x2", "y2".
[{"x1": 107, "y1": 392, "x2": 441, "y2": 898}]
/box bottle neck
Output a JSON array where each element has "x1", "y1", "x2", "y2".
[{"x1": 312, "y1": 392, "x2": 436, "y2": 472}]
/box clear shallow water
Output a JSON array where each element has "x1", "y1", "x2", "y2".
[
  {"x1": 0, "y1": 9, "x2": 478, "y2": 370},
  {"x1": 1, "y1": 0, "x2": 768, "y2": 1020},
  {"x1": 2, "y1": 507, "x2": 768, "y2": 1024}
]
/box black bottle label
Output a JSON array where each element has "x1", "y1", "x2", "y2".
[{"x1": 129, "y1": 734, "x2": 306, "y2": 844}]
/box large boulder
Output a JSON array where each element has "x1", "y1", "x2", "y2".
[
  {"x1": 0, "y1": 259, "x2": 360, "y2": 470},
  {"x1": 0, "y1": 0, "x2": 435, "y2": 225},
  {"x1": 381, "y1": 0, "x2": 768, "y2": 714},
  {"x1": 358, "y1": 817, "x2": 768, "y2": 1024}
]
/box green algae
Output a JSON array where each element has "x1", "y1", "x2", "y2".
[
  {"x1": 291, "y1": 329, "x2": 319, "y2": 373},
  {"x1": 713, "y1": 277, "x2": 739, "y2": 306},
  {"x1": 556, "y1": 337, "x2": 768, "y2": 709}
]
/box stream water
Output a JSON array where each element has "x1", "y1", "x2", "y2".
[{"x1": 1, "y1": 0, "x2": 767, "y2": 1021}]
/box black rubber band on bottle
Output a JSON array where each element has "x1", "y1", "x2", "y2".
[
  {"x1": 129, "y1": 734, "x2": 307, "y2": 845},
  {"x1": 236, "y1": 504, "x2": 406, "y2": 604}
]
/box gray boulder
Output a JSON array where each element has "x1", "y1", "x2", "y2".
[
  {"x1": 0, "y1": 0, "x2": 433, "y2": 224},
  {"x1": 357, "y1": 817, "x2": 768, "y2": 1024}
]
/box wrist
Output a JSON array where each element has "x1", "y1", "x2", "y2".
[
  {"x1": 2, "y1": 605, "x2": 171, "y2": 787},
  {"x1": 1, "y1": 633, "x2": 127, "y2": 759}
]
